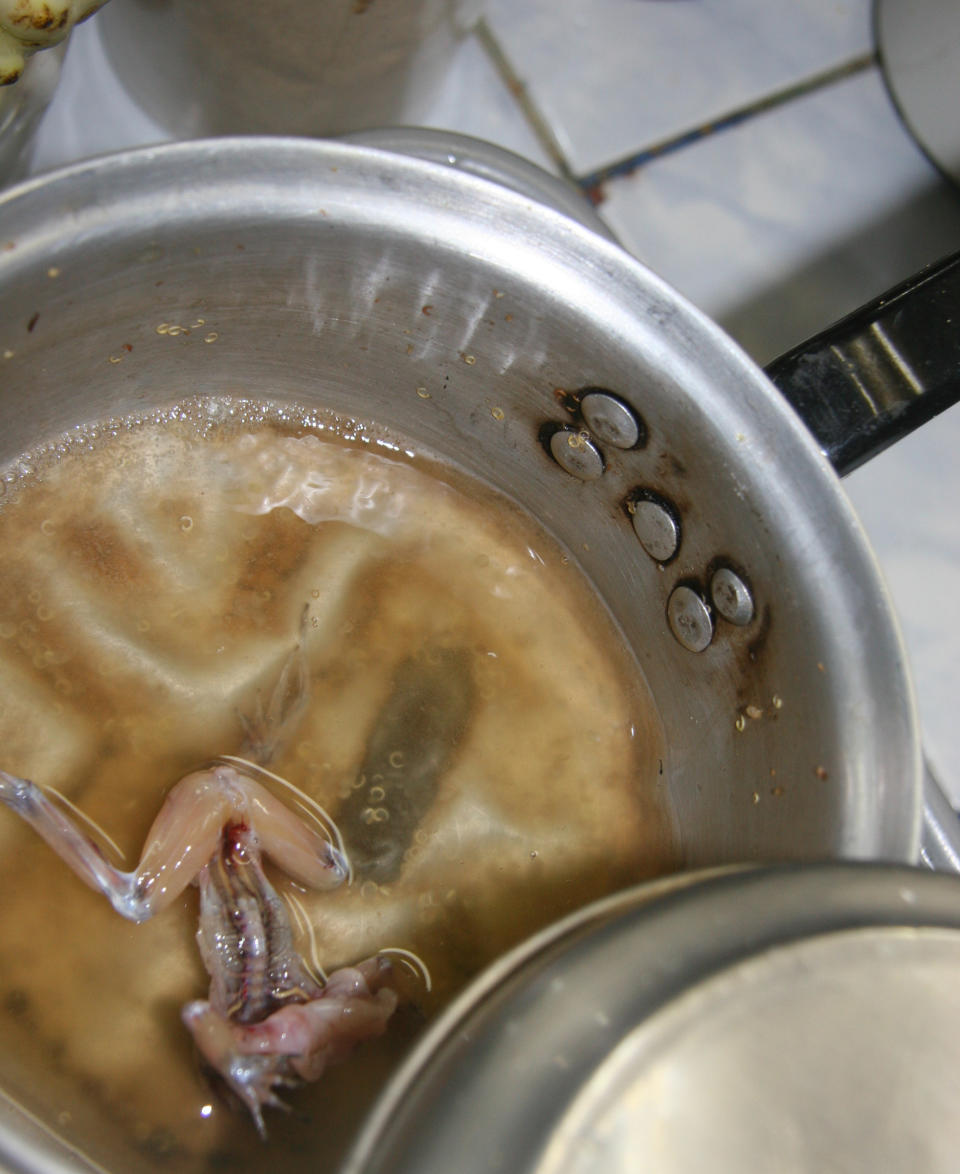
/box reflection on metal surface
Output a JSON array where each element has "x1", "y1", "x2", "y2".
[
  {"x1": 337, "y1": 648, "x2": 474, "y2": 885},
  {"x1": 839, "y1": 319, "x2": 924, "y2": 415},
  {"x1": 921, "y1": 763, "x2": 960, "y2": 873},
  {"x1": 543, "y1": 928, "x2": 960, "y2": 1174}
]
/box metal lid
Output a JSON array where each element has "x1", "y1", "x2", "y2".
[{"x1": 346, "y1": 865, "x2": 960, "y2": 1173}]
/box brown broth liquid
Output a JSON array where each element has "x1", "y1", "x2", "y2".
[{"x1": 0, "y1": 399, "x2": 677, "y2": 1173}]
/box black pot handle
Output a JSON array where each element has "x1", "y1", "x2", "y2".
[{"x1": 764, "y1": 249, "x2": 960, "y2": 477}]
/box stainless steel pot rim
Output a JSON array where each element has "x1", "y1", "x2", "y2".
[{"x1": 336, "y1": 126, "x2": 618, "y2": 243}]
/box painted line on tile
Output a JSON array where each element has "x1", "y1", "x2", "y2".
[
  {"x1": 474, "y1": 16, "x2": 579, "y2": 184},
  {"x1": 577, "y1": 52, "x2": 878, "y2": 205}
]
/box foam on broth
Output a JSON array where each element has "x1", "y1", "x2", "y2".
[{"x1": 0, "y1": 398, "x2": 676, "y2": 1173}]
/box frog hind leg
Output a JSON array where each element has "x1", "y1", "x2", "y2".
[
  {"x1": 181, "y1": 999, "x2": 297, "y2": 1139},
  {"x1": 181, "y1": 955, "x2": 398, "y2": 1137},
  {"x1": 0, "y1": 766, "x2": 230, "y2": 922}
]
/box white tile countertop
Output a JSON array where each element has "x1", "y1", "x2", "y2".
[{"x1": 16, "y1": 0, "x2": 960, "y2": 806}]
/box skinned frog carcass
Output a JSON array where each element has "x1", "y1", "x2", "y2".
[
  {"x1": 0, "y1": 761, "x2": 400, "y2": 1136},
  {"x1": 0, "y1": 626, "x2": 421, "y2": 1138}
]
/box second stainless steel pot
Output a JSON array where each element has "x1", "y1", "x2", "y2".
[{"x1": 347, "y1": 863, "x2": 960, "y2": 1174}]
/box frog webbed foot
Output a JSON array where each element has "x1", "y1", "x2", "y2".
[
  {"x1": 182, "y1": 1000, "x2": 298, "y2": 1139},
  {"x1": 182, "y1": 958, "x2": 399, "y2": 1136}
]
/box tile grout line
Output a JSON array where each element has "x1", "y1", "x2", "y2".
[
  {"x1": 473, "y1": 16, "x2": 579, "y2": 183},
  {"x1": 576, "y1": 51, "x2": 879, "y2": 203}
]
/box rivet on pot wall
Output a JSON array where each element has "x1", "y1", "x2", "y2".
[
  {"x1": 579, "y1": 390, "x2": 645, "y2": 450},
  {"x1": 627, "y1": 490, "x2": 681, "y2": 563},
  {"x1": 667, "y1": 585, "x2": 714, "y2": 653},
  {"x1": 547, "y1": 426, "x2": 605, "y2": 481},
  {"x1": 710, "y1": 566, "x2": 755, "y2": 626}
]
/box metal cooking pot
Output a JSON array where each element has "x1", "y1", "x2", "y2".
[
  {"x1": 3, "y1": 134, "x2": 960, "y2": 1173},
  {"x1": 0, "y1": 137, "x2": 942, "y2": 871}
]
